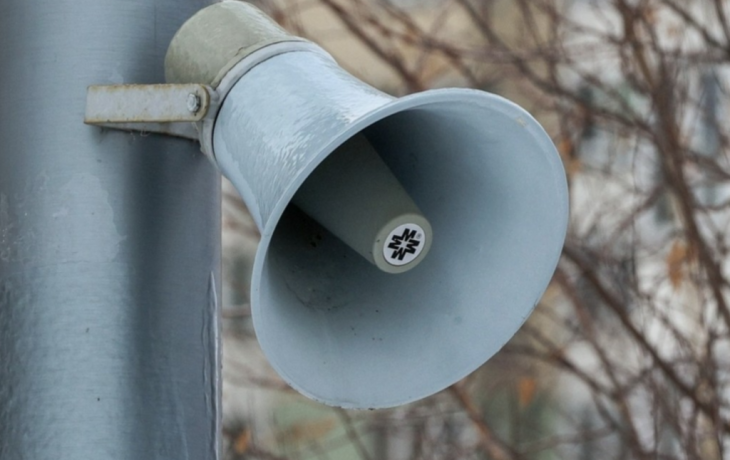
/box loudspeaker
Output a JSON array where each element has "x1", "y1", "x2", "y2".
[{"x1": 167, "y1": 1, "x2": 568, "y2": 409}]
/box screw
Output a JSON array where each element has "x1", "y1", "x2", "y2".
[{"x1": 187, "y1": 93, "x2": 202, "y2": 114}]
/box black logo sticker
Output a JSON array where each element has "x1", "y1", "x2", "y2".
[
  {"x1": 387, "y1": 228, "x2": 421, "y2": 261},
  {"x1": 383, "y1": 223, "x2": 426, "y2": 266}
]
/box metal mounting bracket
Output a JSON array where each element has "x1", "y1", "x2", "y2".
[
  {"x1": 83, "y1": 42, "x2": 322, "y2": 161},
  {"x1": 84, "y1": 84, "x2": 217, "y2": 142}
]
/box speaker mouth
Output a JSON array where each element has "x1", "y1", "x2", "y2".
[
  {"x1": 208, "y1": 36, "x2": 568, "y2": 409},
  {"x1": 246, "y1": 88, "x2": 568, "y2": 409}
]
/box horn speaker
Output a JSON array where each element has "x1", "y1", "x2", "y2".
[{"x1": 166, "y1": 1, "x2": 569, "y2": 408}]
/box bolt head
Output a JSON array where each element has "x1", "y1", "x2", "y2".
[{"x1": 187, "y1": 93, "x2": 202, "y2": 113}]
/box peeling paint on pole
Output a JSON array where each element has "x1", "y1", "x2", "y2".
[{"x1": 0, "y1": 1, "x2": 221, "y2": 459}]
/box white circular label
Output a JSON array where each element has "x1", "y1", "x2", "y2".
[{"x1": 383, "y1": 223, "x2": 426, "y2": 266}]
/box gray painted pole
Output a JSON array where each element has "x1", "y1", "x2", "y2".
[{"x1": 0, "y1": 1, "x2": 221, "y2": 459}]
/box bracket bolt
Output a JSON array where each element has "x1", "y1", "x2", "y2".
[{"x1": 187, "y1": 93, "x2": 202, "y2": 114}]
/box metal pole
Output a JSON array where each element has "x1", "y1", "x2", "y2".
[{"x1": 0, "y1": 0, "x2": 221, "y2": 458}]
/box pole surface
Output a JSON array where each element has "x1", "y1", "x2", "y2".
[{"x1": 0, "y1": 1, "x2": 221, "y2": 458}]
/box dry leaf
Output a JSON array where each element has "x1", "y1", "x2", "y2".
[
  {"x1": 518, "y1": 377, "x2": 537, "y2": 408},
  {"x1": 557, "y1": 136, "x2": 574, "y2": 159},
  {"x1": 233, "y1": 428, "x2": 251, "y2": 455},
  {"x1": 666, "y1": 240, "x2": 687, "y2": 289}
]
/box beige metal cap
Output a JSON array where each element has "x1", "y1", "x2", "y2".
[{"x1": 165, "y1": 1, "x2": 308, "y2": 86}]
